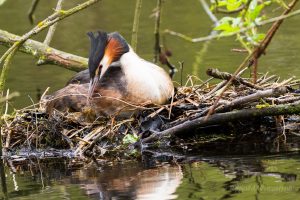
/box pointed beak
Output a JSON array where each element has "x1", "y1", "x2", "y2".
[
  {"x1": 87, "y1": 56, "x2": 112, "y2": 99},
  {"x1": 88, "y1": 76, "x2": 99, "y2": 98},
  {"x1": 88, "y1": 65, "x2": 102, "y2": 98}
]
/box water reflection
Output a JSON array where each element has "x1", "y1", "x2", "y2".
[
  {"x1": 1, "y1": 153, "x2": 300, "y2": 200},
  {"x1": 68, "y1": 163, "x2": 183, "y2": 200},
  {"x1": 2, "y1": 160, "x2": 183, "y2": 200}
]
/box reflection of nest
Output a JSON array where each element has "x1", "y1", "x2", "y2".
[{"x1": 2, "y1": 69, "x2": 300, "y2": 161}]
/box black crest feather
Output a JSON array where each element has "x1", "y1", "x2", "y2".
[{"x1": 87, "y1": 31, "x2": 108, "y2": 78}]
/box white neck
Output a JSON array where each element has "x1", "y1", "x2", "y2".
[{"x1": 119, "y1": 48, "x2": 174, "y2": 104}]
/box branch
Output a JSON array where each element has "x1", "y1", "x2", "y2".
[
  {"x1": 199, "y1": 0, "x2": 218, "y2": 25},
  {"x1": 131, "y1": 0, "x2": 143, "y2": 51},
  {"x1": 205, "y1": 0, "x2": 299, "y2": 118},
  {"x1": 0, "y1": 0, "x2": 99, "y2": 93},
  {"x1": 0, "y1": 0, "x2": 100, "y2": 65},
  {"x1": 38, "y1": 0, "x2": 65, "y2": 65},
  {"x1": 28, "y1": 0, "x2": 40, "y2": 24},
  {"x1": 142, "y1": 101, "x2": 300, "y2": 143},
  {"x1": 153, "y1": 0, "x2": 162, "y2": 63},
  {"x1": 251, "y1": 0, "x2": 299, "y2": 82},
  {"x1": 164, "y1": 8, "x2": 300, "y2": 43},
  {"x1": 206, "y1": 68, "x2": 263, "y2": 90},
  {"x1": 43, "y1": 0, "x2": 64, "y2": 46},
  {"x1": 0, "y1": 29, "x2": 87, "y2": 71},
  {"x1": 215, "y1": 87, "x2": 288, "y2": 113}
]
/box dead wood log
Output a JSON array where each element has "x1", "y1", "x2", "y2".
[
  {"x1": 215, "y1": 86, "x2": 288, "y2": 113},
  {"x1": 206, "y1": 68, "x2": 263, "y2": 90},
  {"x1": 142, "y1": 101, "x2": 300, "y2": 143},
  {"x1": 0, "y1": 29, "x2": 87, "y2": 72}
]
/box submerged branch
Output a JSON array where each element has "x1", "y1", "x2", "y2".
[{"x1": 0, "y1": 29, "x2": 87, "y2": 71}]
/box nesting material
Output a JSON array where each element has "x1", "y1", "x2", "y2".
[{"x1": 2, "y1": 69, "x2": 300, "y2": 160}]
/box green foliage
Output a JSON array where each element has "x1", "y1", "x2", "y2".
[
  {"x1": 211, "y1": 0, "x2": 287, "y2": 52},
  {"x1": 122, "y1": 133, "x2": 139, "y2": 145},
  {"x1": 0, "y1": 0, "x2": 7, "y2": 6}
]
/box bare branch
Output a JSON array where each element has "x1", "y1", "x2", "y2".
[
  {"x1": 199, "y1": 0, "x2": 218, "y2": 25},
  {"x1": 131, "y1": 0, "x2": 143, "y2": 51},
  {"x1": 28, "y1": 0, "x2": 40, "y2": 24},
  {"x1": 43, "y1": 0, "x2": 64, "y2": 46}
]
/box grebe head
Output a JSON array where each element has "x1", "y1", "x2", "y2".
[
  {"x1": 87, "y1": 31, "x2": 129, "y2": 98},
  {"x1": 87, "y1": 31, "x2": 108, "y2": 98}
]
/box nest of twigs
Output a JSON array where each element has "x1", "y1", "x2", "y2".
[{"x1": 2, "y1": 68, "x2": 300, "y2": 160}]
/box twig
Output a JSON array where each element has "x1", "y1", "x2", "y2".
[
  {"x1": 250, "y1": 0, "x2": 299, "y2": 83},
  {"x1": 164, "y1": 8, "x2": 300, "y2": 43},
  {"x1": 28, "y1": 0, "x2": 40, "y2": 25},
  {"x1": 0, "y1": 0, "x2": 100, "y2": 98},
  {"x1": 206, "y1": 68, "x2": 263, "y2": 90},
  {"x1": 37, "y1": 0, "x2": 65, "y2": 65},
  {"x1": 199, "y1": 0, "x2": 218, "y2": 24},
  {"x1": 131, "y1": 0, "x2": 142, "y2": 51},
  {"x1": 179, "y1": 61, "x2": 184, "y2": 86},
  {"x1": 0, "y1": 48, "x2": 18, "y2": 94},
  {"x1": 153, "y1": 0, "x2": 162, "y2": 63},
  {"x1": 215, "y1": 87, "x2": 288, "y2": 113},
  {"x1": 44, "y1": 0, "x2": 64, "y2": 45},
  {"x1": 206, "y1": 0, "x2": 299, "y2": 118},
  {"x1": 0, "y1": 0, "x2": 100, "y2": 65}
]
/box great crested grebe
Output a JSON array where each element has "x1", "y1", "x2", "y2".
[{"x1": 44, "y1": 31, "x2": 174, "y2": 117}]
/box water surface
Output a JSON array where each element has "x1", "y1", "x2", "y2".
[{"x1": 1, "y1": 153, "x2": 300, "y2": 199}]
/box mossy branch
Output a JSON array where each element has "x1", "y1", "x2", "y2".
[
  {"x1": 0, "y1": 29, "x2": 88, "y2": 71},
  {"x1": 0, "y1": 0, "x2": 100, "y2": 94}
]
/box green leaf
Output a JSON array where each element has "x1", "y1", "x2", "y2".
[
  {"x1": 123, "y1": 133, "x2": 139, "y2": 145},
  {"x1": 256, "y1": 103, "x2": 270, "y2": 109},
  {"x1": 0, "y1": 0, "x2": 7, "y2": 6},
  {"x1": 226, "y1": 0, "x2": 243, "y2": 11},
  {"x1": 252, "y1": 33, "x2": 266, "y2": 42}
]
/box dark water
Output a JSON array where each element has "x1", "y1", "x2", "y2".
[
  {"x1": 1, "y1": 1, "x2": 300, "y2": 199},
  {"x1": 1, "y1": 153, "x2": 300, "y2": 200}
]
